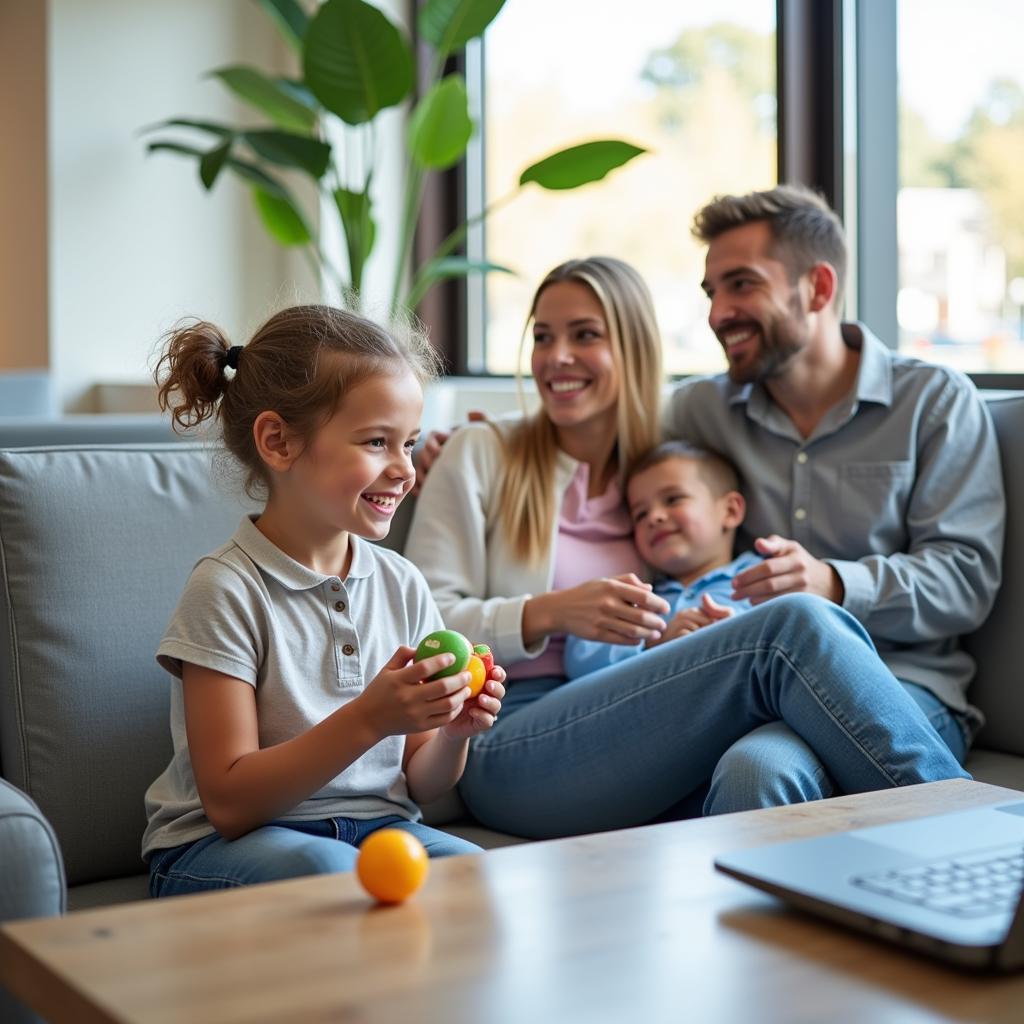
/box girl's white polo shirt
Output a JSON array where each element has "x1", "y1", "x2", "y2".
[{"x1": 142, "y1": 516, "x2": 444, "y2": 859}]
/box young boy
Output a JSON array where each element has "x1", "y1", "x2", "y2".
[{"x1": 564, "y1": 440, "x2": 761, "y2": 679}]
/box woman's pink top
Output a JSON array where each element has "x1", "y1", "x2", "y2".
[{"x1": 509, "y1": 463, "x2": 645, "y2": 681}]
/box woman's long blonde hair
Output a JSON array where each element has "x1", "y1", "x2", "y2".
[{"x1": 494, "y1": 257, "x2": 664, "y2": 563}]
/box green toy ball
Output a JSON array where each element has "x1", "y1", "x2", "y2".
[{"x1": 414, "y1": 629, "x2": 473, "y2": 680}]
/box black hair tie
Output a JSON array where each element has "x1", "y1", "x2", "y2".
[{"x1": 223, "y1": 345, "x2": 243, "y2": 371}]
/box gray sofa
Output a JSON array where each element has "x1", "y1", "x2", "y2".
[{"x1": 1, "y1": 394, "x2": 1022, "y2": 1020}]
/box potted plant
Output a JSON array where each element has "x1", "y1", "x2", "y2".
[{"x1": 144, "y1": 0, "x2": 647, "y2": 314}]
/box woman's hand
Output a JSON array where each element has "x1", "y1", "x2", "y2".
[
  {"x1": 523, "y1": 573, "x2": 670, "y2": 646},
  {"x1": 441, "y1": 666, "x2": 506, "y2": 740},
  {"x1": 356, "y1": 646, "x2": 472, "y2": 738},
  {"x1": 646, "y1": 594, "x2": 735, "y2": 649}
]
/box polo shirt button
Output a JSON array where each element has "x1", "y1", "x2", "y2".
[
  {"x1": 796, "y1": 452, "x2": 808, "y2": 464},
  {"x1": 331, "y1": 581, "x2": 341, "y2": 592},
  {"x1": 342, "y1": 644, "x2": 355, "y2": 656},
  {"x1": 335, "y1": 601, "x2": 346, "y2": 612},
  {"x1": 794, "y1": 508, "x2": 807, "y2": 521}
]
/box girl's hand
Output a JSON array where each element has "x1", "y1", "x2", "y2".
[
  {"x1": 646, "y1": 594, "x2": 735, "y2": 649},
  {"x1": 441, "y1": 665, "x2": 506, "y2": 740},
  {"x1": 524, "y1": 573, "x2": 669, "y2": 646},
  {"x1": 358, "y1": 646, "x2": 472, "y2": 738}
]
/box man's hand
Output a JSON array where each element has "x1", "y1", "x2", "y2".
[
  {"x1": 412, "y1": 410, "x2": 487, "y2": 495},
  {"x1": 732, "y1": 535, "x2": 845, "y2": 605},
  {"x1": 646, "y1": 594, "x2": 734, "y2": 648}
]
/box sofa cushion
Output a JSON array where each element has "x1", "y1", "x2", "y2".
[
  {"x1": 0, "y1": 444, "x2": 251, "y2": 885},
  {"x1": 963, "y1": 393, "x2": 1024, "y2": 757}
]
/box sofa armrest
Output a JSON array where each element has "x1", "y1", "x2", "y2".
[
  {"x1": 0, "y1": 778, "x2": 65, "y2": 920},
  {"x1": 0, "y1": 779, "x2": 65, "y2": 1023}
]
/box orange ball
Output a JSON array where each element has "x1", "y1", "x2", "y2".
[
  {"x1": 356, "y1": 829, "x2": 429, "y2": 904},
  {"x1": 465, "y1": 654, "x2": 486, "y2": 699}
]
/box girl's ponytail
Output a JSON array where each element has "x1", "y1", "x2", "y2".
[
  {"x1": 154, "y1": 303, "x2": 436, "y2": 498},
  {"x1": 155, "y1": 319, "x2": 236, "y2": 431}
]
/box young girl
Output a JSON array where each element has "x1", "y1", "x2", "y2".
[
  {"x1": 142, "y1": 305, "x2": 504, "y2": 896},
  {"x1": 406, "y1": 256, "x2": 968, "y2": 839}
]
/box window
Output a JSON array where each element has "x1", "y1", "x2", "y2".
[
  {"x1": 469, "y1": 1, "x2": 777, "y2": 376},
  {"x1": 898, "y1": 0, "x2": 1024, "y2": 372}
]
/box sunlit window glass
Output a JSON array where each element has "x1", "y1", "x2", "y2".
[
  {"x1": 898, "y1": 0, "x2": 1024, "y2": 372},
  {"x1": 479, "y1": 1, "x2": 777, "y2": 375}
]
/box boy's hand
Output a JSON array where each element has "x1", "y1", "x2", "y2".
[
  {"x1": 646, "y1": 594, "x2": 734, "y2": 648},
  {"x1": 358, "y1": 646, "x2": 472, "y2": 738},
  {"x1": 441, "y1": 665, "x2": 506, "y2": 740},
  {"x1": 732, "y1": 536, "x2": 844, "y2": 604}
]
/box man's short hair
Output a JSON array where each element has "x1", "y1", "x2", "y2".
[
  {"x1": 626, "y1": 440, "x2": 741, "y2": 498},
  {"x1": 692, "y1": 183, "x2": 847, "y2": 304}
]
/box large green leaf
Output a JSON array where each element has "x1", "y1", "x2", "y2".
[
  {"x1": 143, "y1": 118, "x2": 235, "y2": 139},
  {"x1": 418, "y1": 0, "x2": 507, "y2": 57},
  {"x1": 519, "y1": 140, "x2": 647, "y2": 190},
  {"x1": 225, "y1": 156, "x2": 289, "y2": 198},
  {"x1": 276, "y1": 79, "x2": 318, "y2": 110},
  {"x1": 243, "y1": 130, "x2": 331, "y2": 179},
  {"x1": 303, "y1": 0, "x2": 413, "y2": 125},
  {"x1": 200, "y1": 141, "x2": 233, "y2": 190},
  {"x1": 148, "y1": 142, "x2": 287, "y2": 199},
  {"x1": 254, "y1": 0, "x2": 309, "y2": 52},
  {"x1": 147, "y1": 141, "x2": 206, "y2": 159},
  {"x1": 252, "y1": 188, "x2": 312, "y2": 245},
  {"x1": 408, "y1": 76, "x2": 473, "y2": 170},
  {"x1": 333, "y1": 188, "x2": 377, "y2": 292},
  {"x1": 419, "y1": 256, "x2": 513, "y2": 282},
  {"x1": 406, "y1": 255, "x2": 514, "y2": 308},
  {"x1": 210, "y1": 66, "x2": 317, "y2": 132}
]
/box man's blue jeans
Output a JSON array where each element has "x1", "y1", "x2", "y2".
[
  {"x1": 458, "y1": 594, "x2": 971, "y2": 839},
  {"x1": 704, "y1": 681, "x2": 969, "y2": 815},
  {"x1": 149, "y1": 815, "x2": 479, "y2": 898}
]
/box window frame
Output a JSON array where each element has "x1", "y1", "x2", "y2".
[{"x1": 422, "y1": 0, "x2": 1024, "y2": 389}]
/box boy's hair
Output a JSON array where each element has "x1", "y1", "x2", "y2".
[
  {"x1": 691, "y1": 183, "x2": 847, "y2": 306},
  {"x1": 154, "y1": 304, "x2": 442, "y2": 498},
  {"x1": 626, "y1": 440, "x2": 740, "y2": 499}
]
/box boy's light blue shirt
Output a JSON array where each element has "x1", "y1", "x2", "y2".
[{"x1": 563, "y1": 550, "x2": 763, "y2": 680}]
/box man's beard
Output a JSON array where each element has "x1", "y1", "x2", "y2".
[{"x1": 725, "y1": 295, "x2": 807, "y2": 384}]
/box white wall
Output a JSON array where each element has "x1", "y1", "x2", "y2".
[{"x1": 48, "y1": 0, "x2": 317, "y2": 412}]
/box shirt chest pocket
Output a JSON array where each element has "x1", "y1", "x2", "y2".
[{"x1": 839, "y1": 461, "x2": 915, "y2": 550}]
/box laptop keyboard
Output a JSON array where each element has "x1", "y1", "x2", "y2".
[{"x1": 851, "y1": 843, "x2": 1024, "y2": 918}]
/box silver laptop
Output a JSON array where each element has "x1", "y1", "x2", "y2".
[{"x1": 714, "y1": 801, "x2": 1024, "y2": 970}]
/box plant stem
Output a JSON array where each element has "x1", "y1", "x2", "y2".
[
  {"x1": 391, "y1": 163, "x2": 427, "y2": 313},
  {"x1": 389, "y1": 49, "x2": 449, "y2": 314},
  {"x1": 402, "y1": 187, "x2": 521, "y2": 308}
]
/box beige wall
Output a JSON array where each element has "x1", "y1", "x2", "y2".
[{"x1": 0, "y1": 3, "x2": 49, "y2": 370}]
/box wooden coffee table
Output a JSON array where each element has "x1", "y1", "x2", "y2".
[{"x1": 3, "y1": 780, "x2": 1024, "y2": 1023}]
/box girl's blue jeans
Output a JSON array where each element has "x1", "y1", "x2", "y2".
[
  {"x1": 149, "y1": 815, "x2": 479, "y2": 898},
  {"x1": 458, "y1": 594, "x2": 971, "y2": 839}
]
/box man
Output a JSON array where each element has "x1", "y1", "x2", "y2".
[{"x1": 669, "y1": 183, "x2": 1003, "y2": 811}]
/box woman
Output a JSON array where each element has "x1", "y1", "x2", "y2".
[{"x1": 405, "y1": 256, "x2": 967, "y2": 839}]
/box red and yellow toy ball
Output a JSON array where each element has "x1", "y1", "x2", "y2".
[
  {"x1": 473, "y1": 643, "x2": 494, "y2": 677},
  {"x1": 465, "y1": 654, "x2": 486, "y2": 699},
  {"x1": 414, "y1": 629, "x2": 473, "y2": 680},
  {"x1": 356, "y1": 829, "x2": 429, "y2": 904}
]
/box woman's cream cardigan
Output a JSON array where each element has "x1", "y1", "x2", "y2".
[{"x1": 404, "y1": 420, "x2": 580, "y2": 667}]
